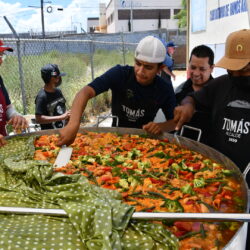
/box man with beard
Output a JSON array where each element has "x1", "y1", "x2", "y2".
[
  {"x1": 0, "y1": 40, "x2": 28, "y2": 146},
  {"x1": 174, "y1": 29, "x2": 250, "y2": 175},
  {"x1": 57, "y1": 36, "x2": 176, "y2": 146},
  {"x1": 35, "y1": 64, "x2": 70, "y2": 130},
  {"x1": 174, "y1": 45, "x2": 215, "y2": 143}
]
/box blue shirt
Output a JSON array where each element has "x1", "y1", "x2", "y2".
[{"x1": 163, "y1": 53, "x2": 174, "y2": 69}]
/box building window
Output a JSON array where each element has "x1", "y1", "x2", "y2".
[
  {"x1": 191, "y1": 0, "x2": 206, "y2": 32},
  {"x1": 118, "y1": 9, "x2": 170, "y2": 20},
  {"x1": 174, "y1": 9, "x2": 181, "y2": 15},
  {"x1": 107, "y1": 12, "x2": 114, "y2": 24}
]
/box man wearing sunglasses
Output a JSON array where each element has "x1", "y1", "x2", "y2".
[{"x1": 0, "y1": 40, "x2": 28, "y2": 146}]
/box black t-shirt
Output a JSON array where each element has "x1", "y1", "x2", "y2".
[
  {"x1": 35, "y1": 88, "x2": 66, "y2": 130},
  {"x1": 190, "y1": 74, "x2": 250, "y2": 172},
  {"x1": 175, "y1": 78, "x2": 212, "y2": 144},
  {"x1": 0, "y1": 76, "x2": 11, "y2": 106},
  {"x1": 89, "y1": 65, "x2": 176, "y2": 128},
  {"x1": 175, "y1": 79, "x2": 194, "y2": 105}
]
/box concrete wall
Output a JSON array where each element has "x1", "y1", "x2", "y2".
[{"x1": 189, "y1": 0, "x2": 249, "y2": 77}]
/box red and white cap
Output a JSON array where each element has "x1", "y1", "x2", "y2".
[{"x1": 0, "y1": 40, "x2": 13, "y2": 52}]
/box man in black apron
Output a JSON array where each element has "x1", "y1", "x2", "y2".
[
  {"x1": 58, "y1": 36, "x2": 176, "y2": 146},
  {"x1": 174, "y1": 29, "x2": 250, "y2": 175},
  {"x1": 172, "y1": 29, "x2": 250, "y2": 249}
]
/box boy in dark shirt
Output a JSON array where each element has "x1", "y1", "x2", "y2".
[{"x1": 35, "y1": 64, "x2": 70, "y2": 130}]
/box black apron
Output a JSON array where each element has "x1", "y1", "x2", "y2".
[
  {"x1": 111, "y1": 70, "x2": 159, "y2": 128},
  {"x1": 211, "y1": 86, "x2": 250, "y2": 173}
]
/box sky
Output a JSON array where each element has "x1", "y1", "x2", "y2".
[{"x1": 0, "y1": 0, "x2": 110, "y2": 34}]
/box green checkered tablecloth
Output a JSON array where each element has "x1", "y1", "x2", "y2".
[{"x1": 0, "y1": 136, "x2": 179, "y2": 250}]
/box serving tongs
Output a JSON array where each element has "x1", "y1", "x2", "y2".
[{"x1": 0, "y1": 206, "x2": 250, "y2": 222}]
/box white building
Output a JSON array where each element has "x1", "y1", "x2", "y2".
[
  {"x1": 87, "y1": 4, "x2": 107, "y2": 33},
  {"x1": 88, "y1": 0, "x2": 182, "y2": 33},
  {"x1": 188, "y1": 0, "x2": 250, "y2": 76},
  {"x1": 87, "y1": 18, "x2": 99, "y2": 33}
]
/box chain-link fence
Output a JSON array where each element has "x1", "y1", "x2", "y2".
[{"x1": 0, "y1": 29, "x2": 186, "y2": 120}]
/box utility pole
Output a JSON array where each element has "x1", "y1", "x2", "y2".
[
  {"x1": 30, "y1": 1, "x2": 62, "y2": 38},
  {"x1": 130, "y1": 0, "x2": 133, "y2": 32},
  {"x1": 41, "y1": 0, "x2": 45, "y2": 38}
]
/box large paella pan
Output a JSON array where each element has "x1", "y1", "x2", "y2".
[{"x1": 1, "y1": 127, "x2": 249, "y2": 250}]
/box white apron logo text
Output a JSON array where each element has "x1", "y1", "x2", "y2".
[
  {"x1": 122, "y1": 105, "x2": 145, "y2": 122},
  {"x1": 222, "y1": 118, "x2": 250, "y2": 143}
]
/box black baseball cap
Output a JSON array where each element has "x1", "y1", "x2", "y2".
[{"x1": 41, "y1": 64, "x2": 66, "y2": 78}]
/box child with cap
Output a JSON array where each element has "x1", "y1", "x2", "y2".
[
  {"x1": 57, "y1": 35, "x2": 176, "y2": 146},
  {"x1": 35, "y1": 64, "x2": 70, "y2": 130},
  {"x1": 0, "y1": 40, "x2": 28, "y2": 146}
]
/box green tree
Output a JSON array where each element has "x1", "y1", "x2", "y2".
[{"x1": 174, "y1": 0, "x2": 187, "y2": 29}]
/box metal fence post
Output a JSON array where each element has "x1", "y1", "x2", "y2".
[
  {"x1": 16, "y1": 40, "x2": 27, "y2": 114},
  {"x1": 4, "y1": 16, "x2": 27, "y2": 114},
  {"x1": 89, "y1": 37, "x2": 95, "y2": 114},
  {"x1": 90, "y1": 38, "x2": 95, "y2": 81},
  {"x1": 121, "y1": 32, "x2": 126, "y2": 65}
]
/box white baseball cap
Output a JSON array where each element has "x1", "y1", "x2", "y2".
[{"x1": 135, "y1": 36, "x2": 166, "y2": 63}]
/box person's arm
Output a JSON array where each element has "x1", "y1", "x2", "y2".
[
  {"x1": 0, "y1": 79, "x2": 28, "y2": 132},
  {"x1": 143, "y1": 79, "x2": 177, "y2": 135},
  {"x1": 173, "y1": 96, "x2": 196, "y2": 130},
  {"x1": 0, "y1": 134, "x2": 7, "y2": 147},
  {"x1": 6, "y1": 105, "x2": 28, "y2": 131},
  {"x1": 143, "y1": 119, "x2": 177, "y2": 135},
  {"x1": 143, "y1": 96, "x2": 195, "y2": 135},
  {"x1": 162, "y1": 65, "x2": 176, "y2": 80},
  {"x1": 57, "y1": 86, "x2": 95, "y2": 146},
  {"x1": 35, "y1": 90, "x2": 71, "y2": 124},
  {"x1": 35, "y1": 111, "x2": 70, "y2": 124}
]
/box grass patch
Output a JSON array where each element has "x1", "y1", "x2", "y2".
[{"x1": 1, "y1": 49, "x2": 134, "y2": 121}]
